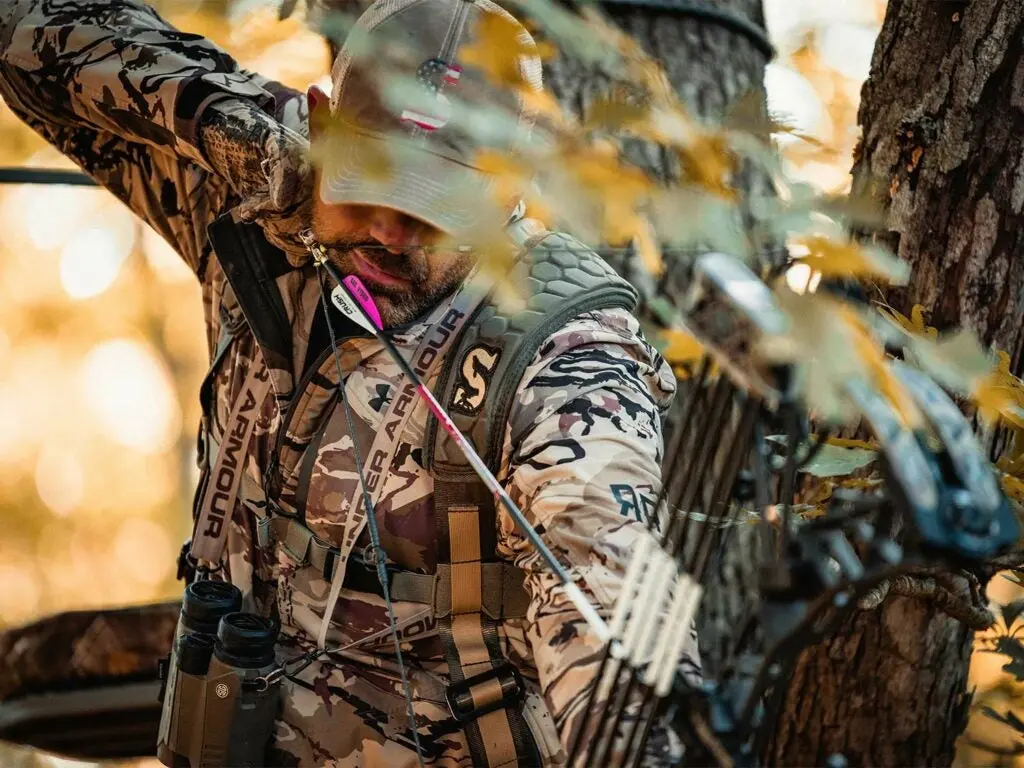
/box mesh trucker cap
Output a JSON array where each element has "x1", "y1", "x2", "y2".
[{"x1": 320, "y1": 0, "x2": 543, "y2": 235}]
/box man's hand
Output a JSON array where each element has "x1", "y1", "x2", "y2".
[{"x1": 199, "y1": 99, "x2": 314, "y2": 265}]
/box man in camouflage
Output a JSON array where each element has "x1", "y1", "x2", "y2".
[{"x1": 0, "y1": 0, "x2": 697, "y2": 764}]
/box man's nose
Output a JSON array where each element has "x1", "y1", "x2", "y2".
[{"x1": 369, "y1": 208, "x2": 422, "y2": 254}]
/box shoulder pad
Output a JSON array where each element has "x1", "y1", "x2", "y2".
[{"x1": 425, "y1": 224, "x2": 638, "y2": 480}]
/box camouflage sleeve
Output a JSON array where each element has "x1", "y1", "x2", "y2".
[
  {"x1": 0, "y1": 0, "x2": 306, "y2": 273},
  {"x1": 498, "y1": 307, "x2": 699, "y2": 757}
]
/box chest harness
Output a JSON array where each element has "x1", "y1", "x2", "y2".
[{"x1": 184, "y1": 210, "x2": 637, "y2": 766}]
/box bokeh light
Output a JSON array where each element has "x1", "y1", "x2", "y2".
[
  {"x1": 113, "y1": 518, "x2": 175, "y2": 588},
  {"x1": 764, "y1": 63, "x2": 828, "y2": 142},
  {"x1": 142, "y1": 227, "x2": 194, "y2": 284},
  {"x1": 80, "y1": 339, "x2": 181, "y2": 453},
  {"x1": 60, "y1": 224, "x2": 135, "y2": 299},
  {"x1": 34, "y1": 444, "x2": 84, "y2": 517}
]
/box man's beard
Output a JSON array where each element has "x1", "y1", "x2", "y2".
[{"x1": 319, "y1": 240, "x2": 473, "y2": 327}]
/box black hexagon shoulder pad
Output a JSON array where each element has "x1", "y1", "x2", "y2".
[{"x1": 425, "y1": 224, "x2": 639, "y2": 482}]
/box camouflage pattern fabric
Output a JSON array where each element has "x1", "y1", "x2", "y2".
[{"x1": 0, "y1": 1, "x2": 699, "y2": 764}]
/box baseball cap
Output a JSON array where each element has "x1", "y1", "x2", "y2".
[{"x1": 318, "y1": 0, "x2": 543, "y2": 236}]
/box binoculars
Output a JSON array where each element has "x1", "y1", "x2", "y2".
[{"x1": 157, "y1": 581, "x2": 281, "y2": 767}]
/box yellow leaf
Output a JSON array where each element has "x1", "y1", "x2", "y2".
[
  {"x1": 459, "y1": 14, "x2": 555, "y2": 88},
  {"x1": 826, "y1": 437, "x2": 881, "y2": 451},
  {"x1": 910, "y1": 305, "x2": 937, "y2": 339},
  {"x1": 521, "y1": 89, "x2": 573, "y2": 131},
  {"x1": 877, "y1": 303, "x2": 937, "y2": 339},
  {"x1": 971, "y1": 350, "x2": 1024, "y2": 429},
  {"x1": 1001, "y1": 474, "x2": 1024, "y2": 505},
  {"x1": 661, "y1": 328, "x2": 704, "y2": 366},
  {"x1": 311, "y1": 115, "x2": 393, "y2": 182},
  {"x1": 584, "y1": 96, "x2": 649, "y2": 133},
  {"x1": 677, "y1": 129, "x2": 738, "y2": 200},
  {"x1": 839, "y1": 304, "x2": 924, "y2": 429},
  {"x1": 557, "y1": 140, "x2": 653, "y2": 245},
  {"x1": 628, "y1": 214, "x2": 662, "y2": 276},
  {"x1": 796, "y1": 235, "x2": 910, "y2": 283}
]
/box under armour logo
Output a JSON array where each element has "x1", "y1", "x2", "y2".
[{"x1": 401, "y1": 58, "x2": 461, "y2": 132}]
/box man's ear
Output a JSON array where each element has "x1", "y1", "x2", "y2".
[{"x1": 307, "y1": 83, "x2": 331, "y2": 139}]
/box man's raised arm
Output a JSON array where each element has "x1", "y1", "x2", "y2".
[{"x1": 0, "y1": 0, "x2": 309, "y2": 274}]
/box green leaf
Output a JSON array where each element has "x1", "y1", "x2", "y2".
[
  {"x1": 508, "y1": 0, "x2": 612, "y2": 68},
  {"x1": 799, "y1": 444, "x2": 878, "y2": 478},
  {"x1": 644, "y1": 295, "x2": 684, "y2": 328},
  {"x1": 815, "y1": 191, "x2": 887, "y2": 230},
  {"x1": 902, "y1": 329, "x2": 995, "y2": 396}
]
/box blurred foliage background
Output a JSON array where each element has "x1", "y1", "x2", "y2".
[{"x1": 0, "y1": 0, "x2": 1019, "y2": 765}]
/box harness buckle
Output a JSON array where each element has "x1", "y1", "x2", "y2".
[{"x1": 446, "y1": 663, "x2": 525, "y2": 724}]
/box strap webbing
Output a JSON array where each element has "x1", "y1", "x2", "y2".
[
  {"x1": 436, "y1": 481, "x2": 538, "y2": 767},
  {"x1": 190, "y1": 359, "x2": 272, "y2": 564},
  {"x1": 254, "y1": 515, "x2": 530, "y2": 618}
]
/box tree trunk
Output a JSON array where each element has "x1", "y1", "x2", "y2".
[
  {"x1": 853, "y1": 0, "x2": 1024, "y2": 356},
  {"x1": 769, "y1": 598, "x2": 974, "y2": 766},
  {"x1": 771, "y1": 1, "x2": 1024, "y2": 765},
  {"x1": 542, "y1": 0, "x2": 773, "y2": 278}
]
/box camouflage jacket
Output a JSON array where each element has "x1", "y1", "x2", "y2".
[{"x1": 0, "y1": 1, "x2": 695, "y2": 765}]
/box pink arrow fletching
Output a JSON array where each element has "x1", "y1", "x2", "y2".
[{"x1": 342, "y1": 275, "x2": 383, "y2": 330}]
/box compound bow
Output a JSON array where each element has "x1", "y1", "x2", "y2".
[{"x1": 565, "y1": 250, "x2": 1020, "y2": 767}]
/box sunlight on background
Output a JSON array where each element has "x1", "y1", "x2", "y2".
[
  {"x1": 763, "y1": 0, "x2": 885, "y2": 193},
  {"x1": 0, "y1": 0, "x2": 1016, "y2": 766},
  {"x1": 81, "y1": 339, "x2": 181, "y2": 453},
  {"x1": 0, "y1": 6, "x2": 330, "y2": 763}
]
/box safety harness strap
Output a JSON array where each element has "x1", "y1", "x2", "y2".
[
  {"x1": 435, "y1": 481, "x2": 539, "y2": 767},
  {"x1": 251, "y1": 513, "x2": 530, "y2": 618}
]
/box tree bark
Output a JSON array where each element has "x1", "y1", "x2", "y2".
[
  {"x1": 852, "y1": 0, "x2": 1024, "y2": 355},
  {"x1": 771, "y1": 1, "x2": 1024, "y2": 765},
  {"x1": 542, "y1": 0, "x2": 773, "y2": 278},
  {"x1": 769, "y1": 597, "x2": 974, "y2": 766}
]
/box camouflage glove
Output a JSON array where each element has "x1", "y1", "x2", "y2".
[{"x1": 199, "y1": 98, "x2": 314, "y2": 266}]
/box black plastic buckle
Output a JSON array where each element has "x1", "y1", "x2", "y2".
[
  {"x1": 176, "y1": 540, "x2": 197, "y2": 584},
  {"x1": 446, "y1": 663, "x2": 525, "y2": 724}
]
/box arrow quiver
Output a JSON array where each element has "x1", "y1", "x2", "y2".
[{"x1": 569, "y1": 252, "x2": 1020, "y2": 767}]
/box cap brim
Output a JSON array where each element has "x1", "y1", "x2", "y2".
[{"x1": 319, "y1": 129, "x2": 496, "y2": 236}]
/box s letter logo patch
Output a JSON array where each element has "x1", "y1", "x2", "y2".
[{"x1": 452, "y1": 345, "x2": 501, "y2": 415}]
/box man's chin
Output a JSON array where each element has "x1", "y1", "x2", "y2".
[{"x1": 366, "y1": 291, "x2": 421, "y2": 328}]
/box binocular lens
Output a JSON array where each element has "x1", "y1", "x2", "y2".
[
  {"x1": 216, "y1": 613, "x2": 278, "y2": 669},
  {"x1": 181, "y1": 581, "x2": 243, "y2": 636}
]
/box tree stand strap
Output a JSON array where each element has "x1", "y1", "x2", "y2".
[{"x1": 593, "y1": 0, "x2": 776, "y2": 60}]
